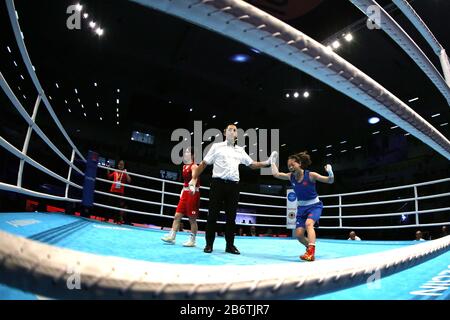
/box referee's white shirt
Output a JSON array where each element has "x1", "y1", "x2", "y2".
[{"x1": 203, "y1": 141, "x2": 253, "y2": 182}]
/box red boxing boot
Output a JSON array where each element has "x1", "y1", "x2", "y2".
[{"x1": 300, "y1": 244, "x2": 315, "y2": 261}]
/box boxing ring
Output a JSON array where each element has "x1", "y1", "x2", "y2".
[
  {"x1": 1, "y1": 0, "x2": 450, "y2": 300},
  {"x1": 0, "y1": 212, "x2": 449, "y2": 300}
]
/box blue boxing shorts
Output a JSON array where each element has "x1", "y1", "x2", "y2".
[{"x1": 296, "y1": 201, "x2": 323, "y2": 228}]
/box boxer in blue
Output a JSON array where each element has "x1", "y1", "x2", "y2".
[{"x1": 271, "y1": 151, "x2": 334, "y2": 261}]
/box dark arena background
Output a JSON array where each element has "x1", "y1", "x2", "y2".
[{"x1": 0, "y1": 0, "x2": 449, "y2": 304}]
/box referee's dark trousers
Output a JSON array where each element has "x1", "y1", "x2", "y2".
[{"x1": 205, "y1": 178, "x2": 240, "y2": 247}]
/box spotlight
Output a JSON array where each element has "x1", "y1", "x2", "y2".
[
  {"x1": 332, "y1": 40, "x2": 341, "y2": 49},
  {"x1": 285, "y1": 93, "x2": 290, "y2": 98},
  {"x1": 293, "y1": 92, "x2": 299, "y2": 98},
  {"x1": 368, "y1": 117, "x2": 380, "y2": 124},
  {"x1": 303, "y1": 91, "x2": 310, "y2": 98},
  {"x1": 230, "y1": 54, "x2": 250, "y2": 63},
  {"x1": 75, "y1": 4, "x2": 82, "y2": 12},
  {"x1": 344, "y1": 33, "x2": 353, "y2": 42},
  {"x1": 89, "y1": 21, "x2": 96, "y2": 29},
  {"x1": 95, "y1": 28, "x2": 104, "y2": 36},
  {"x1": 83, "y1": 13, "x2": 88, "y2": 19}
]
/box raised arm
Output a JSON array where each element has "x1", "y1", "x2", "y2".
[
  {"x1": 271, "y1": 162, "x2": 291, "y2": 181},
  {"x1": 191, "y1": 161, "x2": 206, "y2": 180},
  {"x1": 310, "y1": 164, "x2": 334, "y2": 184},
  {"x1": 188, "y1": 161, "x2": 207, "y2": 194},
  {"x1": 249, "y1": 161, "x2": 270, "y2": 170},
  {"x1": 248, "y1": 151, "x2": 277, "y2": 170}
]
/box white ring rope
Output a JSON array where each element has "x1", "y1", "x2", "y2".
[
  {"x1": 325, "y1": 192, "x2": 450, "y2": 208},
  {"x1": 349, "y1": 0, "x2": 450, "y2": 106},
  {"x1": 320, "y1": 207, "x2": 450, "y2": 219},
  {"x1": 0, "y1": 136, "x2": 82, "y2": 190},
  {"x1": 5, "y1": 0, "x2": 86, "y2": 162},
  {"x1": 319, "y1": 222, "x2": 450, "y2": 230},
  {"x1": 0, "y1": 182, "x2": 81, "y2": 203},
  {"x1": 93, "y1": 202, "x2": 281, "y2": 228},
  {"x1": 320, "y1": 177, "x2": 450, "y2": 198},
  {"x1": 130, "y1": 0, "x2": 450, "y2": 159},
  {"x1": 0, "y1": 230, "x2": 448, "y2": 299},
  {"x1": 94, "y1": 189, "x2": 286, "y2": 220},
  {"x1": 392, "y1": 0, "x2": 443, "y2": 54},
  {"x1": 95, "y1": 177, "x2": 166, "y2": 195},
  {"x1": 97, "y1": 166, "x2": 286, "y2": 199},
  {"x1": 0, "y1": 72, "x2": 85, "y2": 176},
  {"x1": 1, "y1": 0, "x2": 448, "y2": 232},
  {"x1": 97, "y1": 165, "x2": 184, "y2": 185},
  {"x1": 94, "y1": 165, "x2": 449, "y2": 228}
]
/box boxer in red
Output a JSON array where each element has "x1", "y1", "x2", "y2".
[{"x1": 161, "y1": 148, "x2": 200, "y2": 247}]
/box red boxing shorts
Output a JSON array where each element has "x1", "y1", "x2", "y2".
[{"x1": 176, "y1": 190, "x2": 200, "y2": 217}]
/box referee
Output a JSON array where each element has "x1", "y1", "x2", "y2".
[{"x1": 189, "y1": 124, "x2": 276, "y2": 254}]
